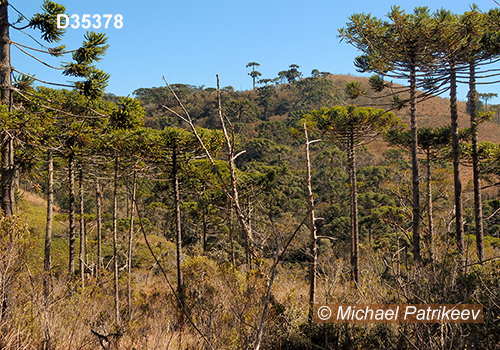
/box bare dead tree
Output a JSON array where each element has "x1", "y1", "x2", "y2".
[
  {"x1": 162, "y1": 75, "x2": 257, "y2": 264},
  {"x1": 303, "y1": 123, "x2": 320, "y2": 323}
]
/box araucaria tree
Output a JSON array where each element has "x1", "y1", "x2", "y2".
[
  {"x1": 246, "y1": 62, "x2": 261, "y2": 89},
  {"x1": 458, "y1": 8, "x2": 500, "y2": 264},
  {"x1": 339, "y1": 7, "x2": 439, "y2": 265},
  {"x1": 307, "y1": 104, "x2": 401, "y2": 283},
  {"x1": 428, "y1": 9, "x2": 500, "y2": 267},
  {"x1": 1, "y1": 0, "x2": 109, "y2": 217},
  {"x1": 148, "y1": 127, "x2": 209, "y2": 313},
  {"x1": 106, "y1": 96, "x2": 145, "y2": 324},
  {"x1": 385, "y1": 126, "x2": 452, "y2": 264}
]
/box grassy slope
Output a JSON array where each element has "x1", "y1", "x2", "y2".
[{"x1": 17, "y1": 190, "x2": 68, "y2": 275}]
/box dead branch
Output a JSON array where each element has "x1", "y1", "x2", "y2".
[{"x1": 162, "y1": 75, "x2": 257, "y2": 261}]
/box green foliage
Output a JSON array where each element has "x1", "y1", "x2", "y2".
[
  {"x1": 109, "y1": 96, "x2": 145, "y2": 130},
  {"x1": 62, "y1": 32, "x2": 110, "y2": 98},
  {"x1": 29, "y1": 0, "x2": 66, "y2": 43},
  {"x1": 452, "y1": 262, "x2": 500, "y2": 348},
  {"x1": 307, "y1": 105, "x2": 401, "y2": 148},
  {"x1": 344, "y1": 81, "x2": 366, "y2": 99},
  {"x1": 368, "y1": 75, "x2": 385, "y2": 92},
  {"x1": 75, "y1": 67, "x2": 110, "y2": 99},
  {"x1": 391, "y1": 95, "x2": 406, "y2": 110},
  {"x1": 224, "y1": 99, "x2": 258, "y2": 122},
  {"x1": 385, "y1": 126, "x2": 452, "y2": 158},
  {"x1": 65, "y1": 32, "x2": 109, "y2": 74},
  {"x1": 256, "y1": 121, "x2": 294, "y2": 145},
  {"x1": 285, "y1": 64, "x2": 302, "y2": 83},
  {"x1": 12, "y1": 74, "x2": 35, "y2": 92}
]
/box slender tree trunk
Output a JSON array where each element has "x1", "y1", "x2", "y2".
[
  {"x1": 68, "y1": 153, "x2": 76, "y2": 275},
  {"x1": 304, "y1": 124, "x2": 318, "y2": 323},
  {"x1": 469, "y1": 61, "x2": 484, "y2": 264},
  {"x1": 172, "y1": 145, "x2": 184, "y2": 308},
  {"x1": 96, "y1": 175, "x2": 103, "y2": 277},
  {"x1": 246, "y1": 197, "x2": 254, "y2": 260},
  {"x1": 1, "y1": 136, "x2": 14, "y2": 217},
  {"x1": 113, "y1": 156, "x2": 120, "y2": 324},
  {"x1": 0, "y1": 0, "x2": 14, "y2": 217},
  {"x1": 410, "y1": 63, "x2": 421, "y2": 266},
  {"x1": 229, "y1": 204, "x2": 235, "y2": 265},
  {"x1": 253, "y1": 253, "x2": 278, "y2": 350},
  {"x1": 426, "y1": 152, "x2": 435, "y2": 267},
  {"x1": 450, "y1": 64, "x2": 465, "y2": 268},
  {"x1": 127, "y1": 172, "x2": 136, "y2": 316},
  {"x1": 348, "y1": 131, "x2": 359, "y2": 284},
  {"x1": 79, "y1": 166, "x2": 85, "y2": 288},
  {"x1": 231, "y1": 154, "x2": 254, "y2": 264},
  {"x1": 43, "y1": 153, "x2": 54, "y2": 350},
  {"x1": 44, "y1": 150, "x2": 54, "y2": 297},
  {"x1": 202, "y1": 206, "x2": 208, "y2": 253},
  {"x1": 0, "y1": 1, "x2": 10, "y2": 109}
]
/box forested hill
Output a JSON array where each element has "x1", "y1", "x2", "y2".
[
  {"x1": 129, "y1": 74, "x2": 500, "y2": 146},
  {"x1": 6, "y1": 0, "x2": 500, "y2": 347}
]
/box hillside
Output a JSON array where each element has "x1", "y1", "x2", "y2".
[{"x1": 133, "y1": 74, "x2": 500, "y2": 143}]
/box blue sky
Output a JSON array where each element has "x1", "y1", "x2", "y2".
[{"x1": 11, "y1": 0, "x2": 500, "y2": 102}]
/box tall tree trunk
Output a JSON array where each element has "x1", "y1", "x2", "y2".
[
  {"x1": 96, "y1": 175, "x2": 103, "y2": 277},
  {"x1": 304, "y1": 124, "x2": 318, "y2": 323},
  {"x1": 68, "y1": 153, "x2": 76, "y2": 275},
  {"x1": 0, "y1": 1, "x2": 10, "y2": 109},
  {"x1": 469, "y1": 61, "x2": 484, "y2": 264},
  {"x1": 42, "y1": 152, "x2": 54, "y2": 350},
  {"x1": 79, "y1": 166, "x2": 85, "y2": 288},
  {"x1": 127, "y1": 172, "x2": 136, "y2": 316},
  {"x1": 172, "y1": 144, "x2": 184, "y2": 307},
  {"x1": 44, "y1": 150, "x2": 54, "y2": 297},
  {"x1": 348, "y1": 131, "x2": 359, "y2": 284},
  {"x1": 450, "y1": 64, "x2": 465, "y2": 268},
  {"x1": 426, "y1": 152, "x2": 435, "y2": 267},
  {"x1": 0, "y1": 0, "x2": 14, "y2": 217},
  {"x1": 113, "y1": 156, "x2": 120, "y2": 324},
  {"x1": 410, "y1": 63, "x2": 421, "y2": 265}
]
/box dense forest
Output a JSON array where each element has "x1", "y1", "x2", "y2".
[{"x1": 2, "y1": 2, "x2": 500, "y2": 349}]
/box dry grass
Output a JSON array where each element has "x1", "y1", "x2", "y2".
[{"x1": 6, "y1": 129, "x2": 500, "y2": 350}]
